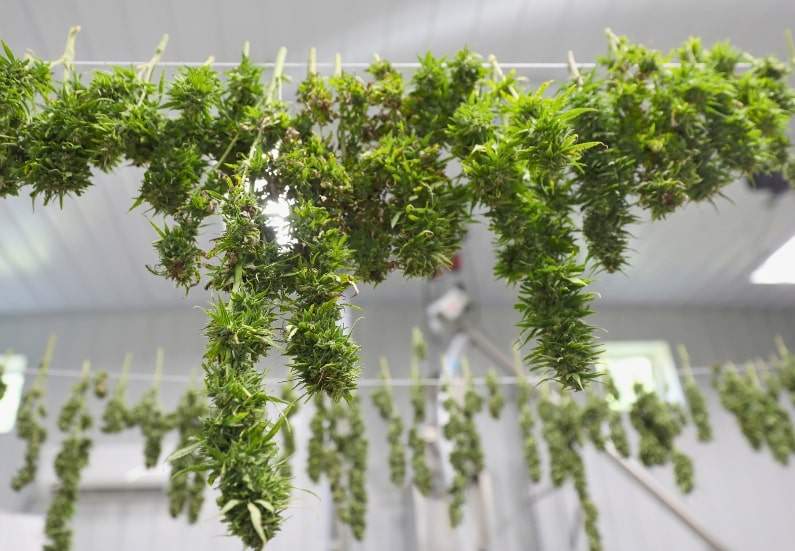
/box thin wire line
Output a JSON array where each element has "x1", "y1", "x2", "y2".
[
  {"x1": 18, "y1": 363, "x2": 767, "y2": 386},
  {"x1": 71, "y1": 60, "x2": 591, "y2": 69},
  {"x1": 69, "y1": 60, "x2": 753, "y2": 70}
]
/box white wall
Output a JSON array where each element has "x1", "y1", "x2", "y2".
[{"x1": 2, "y1": 303, "x2": 795, "y2": 550}]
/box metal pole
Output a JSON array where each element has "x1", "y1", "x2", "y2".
[
  {"x1": 463, "y1": 325, "x2": 730, "y2": 551},
  {"x1": 602, "y1": 447, "x2": 728, "y2": 551}
]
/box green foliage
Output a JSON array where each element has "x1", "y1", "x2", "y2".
[
  {"x1": 371, "y1": 358, "x2": 406, "y2": 486},
  {"x1": 168, "y1": 383, "x2": 209, "y2": 524},
  {"x1": 515, "y1": 372, "x2": 541, "y2": 483},
  {"x1": 44, "y1": 361, "x2": 93, "y2": 551},
  {"x1": 57, "y1": 365, "x2": 91, "y2": 432},
  {"x1": 307, "y1": 394, "x2": 327, "y2": 484},
  {"x1": 284, "y1": 201, "x2": 359, "y2": 400},
  {"x1": 608, "y1": 409, "x2": 631, "y2": 459},
  {"x1": 409, "y1": 328, "x2": 427, "y2": 422},
  {"x1": 11, "y1": 336, "x2": 56, "y2": 491},
  {"x1": 774, "y1": 336, "x2": 795, "y2": 405},
  {"x1": 442, "y1": 361, "x2": 484, "y2": 527},
  {"x1": 92, "y1": 370, "x2": 109, "y2": 399},
  {"x1": 2, "y1": 31, "x2": 795, "y2": 549},
  {"x1": 455, "y1": 81, "x2": 602, "y2": 390},
  {"x1": 407, "y1": 338, "x2": 433, "y2": 495},
  {"x1": 715, "y1": 363, "x2": 795, "y2": 464},
  {"x1": 278, "y1": 384, "x2": 300, "y2": 478},
  {"x1": 580, "y1": 389, "x2": 610, "y2": 451},
  {"x1": 101, "y1": 354, "x2": 135, "y2": 433},
  {"x1": 677, "y1": 345, "x2": 712, "y2": 442},
  {"x1": 629, "y1": 383, "x2": 694, "y2": 493},
  {"x1": 569, "y1": 31, "x2": 795, "y2": 273},
  {"x1": 305, "y1": 393, "x2": 369, "y2": 540},
  {"x1": 603, "y1": 374, "x2": 631, "y2": 458},
  {"x1": 201, "y1": 282, "x2": 291, "y2": 549},
  {"x1": 485, "y1": 368, "x2": 505, "y2": 419},
  {"x1": 538, "y1": 388, "x2": 600, "y2": 551},
  {"x1": 130, "y1": 350, "x2": 172, "y2": 468},
  {"x1": 0, "y1": 41, "x2": 52, "y2": 197}
]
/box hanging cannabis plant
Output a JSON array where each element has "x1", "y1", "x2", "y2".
[
  {"x1": 604, "y1": 375, "x2": 630, "y2": 458},
  {"x1": 677, "y1": 345, "x2": 712, "y2": 442},
  {"x1": 371, "y1": 358, "x2": 407, "y2": 486},
  {"x1": 101, "y1": 354, "x2": 134, "y2": 433},
  {"x1": 45, "y1": 361, "x2": 93, "y2": 551},
  {"x1": 407, "y1": 328, "x2": 433, "y2": 495},
  {"x1": 92, "y1": 370, "x2": 109, "y2": 399},
  {"x1": 278, "y1": 384, "x2": 301, "y2": 478},
  {"x1": 568, "y1": 30, "x2": 795, "y2": 273},
  {"x1": 538, "y1": 387, "x2": 601, "y2": 551},
  {"x1": 514, "y1": 348, "x2": 542, "y2": 483},
  {"x1": 12, "y1": 336, "x2": 56, "y2": 491},
  {"x1": 168, "y1": 379, "x2": 209, "y2": 524},
  {"x1": 306, "y1": 392, "x2": 368, "y2": 539},
  {"x1": 451, "y1": 72, "x2": 601, "y2": 390},
  {"x1": 441, "y1": 359, "x2": 485, "y2": 527},
  {"x1": 581, "y1": 388, "x2": 611, "y2": 451},
  {"x1": 629, "y1": 383, "x2": 694, "y2": 493},
  {"x1": 131, "y1": 349, "x2": 172, "y2": 468},
  {"x1": 485, "y1": 368, "x2": 505, "y2": 419},
  {"x1": 774, "y1": 336, "x2": 795, "y2": 405},
  {"x1": 715, "y1": 363, "x2": 795, "y2": 464}
]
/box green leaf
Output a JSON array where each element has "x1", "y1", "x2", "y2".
[
  {"x1": 247, "y1": 502, "x2": 267, "y2": 544},
  {"x1": 220, "y1": 499, "x2": 241, "y2": 515},
  {"x1": 166, "y1": 441, "x2": 202, "y2": 463}
]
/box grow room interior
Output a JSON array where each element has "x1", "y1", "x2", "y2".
[{"x1": 1, "y1": 1, "x2": 795, "y2": 550}]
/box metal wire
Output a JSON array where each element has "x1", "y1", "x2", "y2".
[
  {"x1": 18, "y1": 363, "x2": 765, "y2": 386},
  {"x1": 69, "y1": 60, "x2": 753, "y2": 71},
  {"x1": 72, "y1": 60, "x2": 591, "y2": 69}
]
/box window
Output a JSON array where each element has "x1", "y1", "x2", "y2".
[
  {"x1": 0, "y1": 354, "x2": 27, "y2": 433},
  {"x1": 598, "y1": 341, "x2": 683, "y2": 411}
]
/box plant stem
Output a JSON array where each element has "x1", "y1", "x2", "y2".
[
  {"x1": 567, "y1": 50, "x2": 583, "y2": 85},
  {"x1": 334, "y1": 53, "x2": 342, "y2": 77},
  {"x1": 308, "y1": 47, "x2": 317, "y2": 76},
  {"x1": 138, "y1": 34, "x2": 169, "y2": 83},
  {"x1": 52, "y1": 25, "x2": 81, "y2": 84}
]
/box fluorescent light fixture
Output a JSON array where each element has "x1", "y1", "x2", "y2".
[{"x1": 751, "y1": 235, "x2": 795, "y2": 285}]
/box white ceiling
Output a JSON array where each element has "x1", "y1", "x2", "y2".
[{"x1": 1, "y1": 0, "x2": 795, "y2": 314}]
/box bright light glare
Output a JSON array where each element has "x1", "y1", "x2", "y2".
[
  {"x1": 262, "y1": 197, "x2": 292, "y2": 248},
  {"x1": 0, "y1": 355, "x2": 26, "y2": 433},
  {"x1": 751, "y1": 235, "x2": 795, "y2": 285},
  {"x1": 252, "y1": 178, "x2": 292, "y2": 248}
]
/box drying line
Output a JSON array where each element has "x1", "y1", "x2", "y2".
[
  {"x1": 17, "y1": 363, "x2": 767, "y2": 386},
  {"x1": 69, "y1": 60, "x2": 752, "y2": 71}
]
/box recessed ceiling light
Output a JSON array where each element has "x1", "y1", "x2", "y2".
[{"x1": 750, "y1": 235, "x2": 795, "y2": 285}]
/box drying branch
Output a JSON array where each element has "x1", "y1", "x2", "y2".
[
  {"x1": 371, "y1": 357, "x2": 406, "y2": 486},
  {"x1": 44, "y1": 360, "x2": 93, "y2": 551},
  {"x1": 11, "y1": 336, "x2": 56, "y2": 491},
  {"x1": 677, "y1": 345, "x2": 712, "y2": 442}
]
